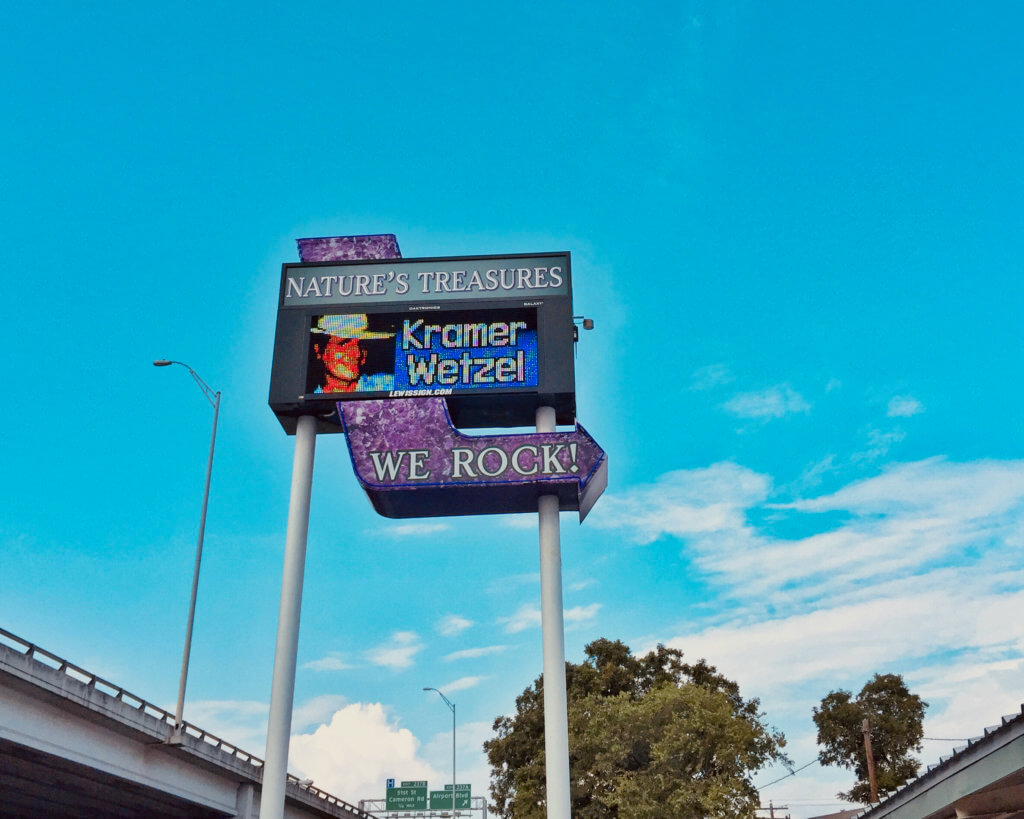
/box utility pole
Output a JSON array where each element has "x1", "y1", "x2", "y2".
[
  {"x1": 863, "y1": 718, "x2": 879, "y2": 803},
  {"x1": 761, "y1": 802, "x2": 790, "y2": 819}
]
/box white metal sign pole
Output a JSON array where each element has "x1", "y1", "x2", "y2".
[
  {"x1": 536, "y1": 405, "x2": 572, "y2": 819},
  {"x1": 260, "y1": 413, "x2": 317, "y2": 819}
]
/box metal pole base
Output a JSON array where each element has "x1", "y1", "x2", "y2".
[
  {"x1": 536, "y1": 406, "x2": 571, "y2": 819},
  {"x1": 260, "y1": 414, "x2": 317, "y2": 819}
]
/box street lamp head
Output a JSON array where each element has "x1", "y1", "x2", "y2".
[{"x1": 152, "y1": 360, "x2": 218, "y2": 407}]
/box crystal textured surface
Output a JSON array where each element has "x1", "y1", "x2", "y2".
[
  {"x1": 297, "y1": 234, "x2": 401, "y2": 262},
  {"x1": 338, "y1": 397, "x2": 606, "y2": 518}
]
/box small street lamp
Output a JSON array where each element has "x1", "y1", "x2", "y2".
[
  {"x1": 424, "y1": 687, "x2": 457, "y2": 816},
  {"x1": 154, "y1": 359, "x2": 220, "y2": 741}
]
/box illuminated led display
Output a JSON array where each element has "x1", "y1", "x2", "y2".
[{"x1": 305, "y1": 308, "x2": 539, "y2": 397}]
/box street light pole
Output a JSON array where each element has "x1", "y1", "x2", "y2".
[
  {"x1": 424, "y1": 687, "x2": 456, "y2": 816},
  {"x1": 154, "y1": 359, "x2": 220, "y2": 741}
]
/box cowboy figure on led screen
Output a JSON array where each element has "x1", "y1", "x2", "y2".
[{"x1": 310, "y1": 314, "x2": 395, "y2": 393}]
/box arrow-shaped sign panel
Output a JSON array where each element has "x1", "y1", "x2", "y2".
[{"x1": 339, "y1": 397, "x2": 607, "y2": 521}]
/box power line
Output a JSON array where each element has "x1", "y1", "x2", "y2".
[
  {"x1": 757, "y1": 757, "x2": 821, "y2": 789},
  {"x1": 753, "y1": 733, "x2": 966, "y2": 790},
  {"x1": 755, "y1": 736, "x2": 966, "y2": 791}
]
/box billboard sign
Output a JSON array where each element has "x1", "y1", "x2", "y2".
[{"x1": 269, "y1": 253, "x2": 576, "y2": 431}]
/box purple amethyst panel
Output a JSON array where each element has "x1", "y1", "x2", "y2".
[
  {"x1": 338, "y1": 397, "x2": 607, "y2": 520},
  {"x1": 297, "y1": 234, "x2": 402, "y2": 262},
  {"x1": 340, "y1": 397, "x2": 603, "y2": 488}
]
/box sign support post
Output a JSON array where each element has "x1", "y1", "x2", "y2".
[
  {"x1": 536, "y1": 405, "x2": 572, "y2": 819},
  {"x1": 260, "y1": 413, "x2": 317, "y2": 819}
]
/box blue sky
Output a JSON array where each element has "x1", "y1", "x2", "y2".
[{"x1": 3, "y1": 3, "x2": 1024, "y2": 816}]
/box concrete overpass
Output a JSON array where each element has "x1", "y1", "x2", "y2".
[{"x1": 0, "y1": 626, "x2": 372, "y2": 819}]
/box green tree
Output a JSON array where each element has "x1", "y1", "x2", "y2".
[
  {"x1": 484, "y1": 639, "x2": 787, "y2": 818},
  {"x1": 813, "y1": 673, "x2": 927, "y2": 803}
]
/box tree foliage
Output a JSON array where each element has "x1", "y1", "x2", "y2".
[
  {"x1": 484, "y1": 639, "x2": 787, "y2": 818},
  {"x1": 813, "y1": 673, "x2": 928, "y2": 803}
]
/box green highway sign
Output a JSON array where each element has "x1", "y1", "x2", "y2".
[
  {"x1": 401, "y1": 780, "x2": 428, "y2": 787},
  {"x1": 429, "y1": 787, "x2": 471, "y2": 809},
  {"x1": 386, "y1": 785, "x2": 427, "y2": 811}
]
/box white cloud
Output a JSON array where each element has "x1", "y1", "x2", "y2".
[
  {"x1": 914, "y1": 658, "x2": 1024, "y2": 741},
  {"x1": 184, "y1": 697, "x2": 481, "y2": 808},
  {"x1": 691, "y1": 363, "x2": 733, "y2": 390},
  {"x1": 378, "y1": 522, "x2": 450, "y2": 538},
  {"x1": 180, "y1": 699, "x2": 268, "y2": 752},
  {"x1": 437, "y1": 614, "x2": 474, "y2": 636},
  {"x1": 444, "y1": 645, "x2": 507, "y2": 661},
  {"x1": 789, "y1": 458, "x2": 1024, "y2": 517},
  {"x1": 656, "y1": 570, "x2": 1024, "y2": 696},
  {"x1": 500, "y1": 604, "x2": 541, "y2": 633},
  {"x1": 565, "y1": 603, "x2": 602, "y2": 625},
  {"x1": 499, "y1": 515, "x2": 540, "y2": 530},
  {"x1": 499, "y1": 603, "x2": 602, "y2": 633},
  {"x1": 186, "y1": 699, "x2": 268, "y2": 720},
  {"x1": 436, "y1": 675, "x2": 488, "y2": 693},
  {"x1": 595, "y1": 458, "x2": 1024, "y2": 614},
  {"x1": 723, "y1": 384, "x2": 811, "y2": 419},
  {"x1": 289, "y1": 703, "x2": 440, "y2": 803},
  {"x1": 302, "y1": 653, "x2": 352, "y2": 672},
  {"x1": 589, "y1": 462, "x2": 770, "y2": 544},
  {"x1": 569, "y1": 578, "x2": 597, "y2": 591},
  {"x1": 364, "y1": 631, "x2": 424, "y2": 670},
  {"x1": 888, "y1": 395, "x2": 925, "y2": 417},
  {"x1": 293, "y1": 694, "x2": 349, "y2": 730},
  {"x1": 853, "y1": 427, "x2": 906, "y2": 462},
  {"x1": 793, "y1": 454, "x2": 838, "y2": 490}
]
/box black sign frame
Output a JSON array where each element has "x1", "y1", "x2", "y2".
[{"x1": 269, "y1": 252, "x2": 576, "y2": 432}]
